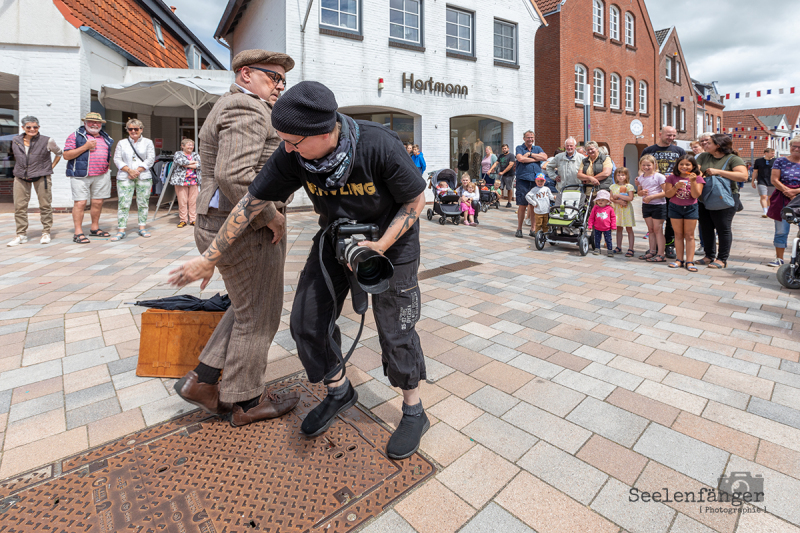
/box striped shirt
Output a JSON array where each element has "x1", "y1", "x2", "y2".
[{"x1": 65, "y1": 132, "x2": 110, "y2": 176}]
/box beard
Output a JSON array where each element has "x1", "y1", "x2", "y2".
[{"x1": 85, "y1": 125, "x2": 101, "y2": 135}]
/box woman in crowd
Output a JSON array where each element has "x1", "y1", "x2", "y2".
[
  {"x1": 171, "y1": 138, "x2": 201, "y2": 228},
  {"x1": 690, "y1": 140, "x2": 704, "y2": 155},
  {"x1": 695, "y1": 134, "x2": 748, "y2": 269},
  {"x1": 767, "y1": 136, "x2": 800, "y2": 267},
  {"x1": 111, "y1": 118, "x2": 155, "y2": 241},
  {"x1": 480, "y1": 145, "x2": 497, "y2": 184},
  {"x1": 411, "y1": 144, "x2": 426, "y2": 175},
  {"x1": 8, "y1": 115, "x2": 62, "y2": 246}
]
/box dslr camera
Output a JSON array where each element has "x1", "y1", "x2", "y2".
[
  {"x1": 718, "y1": 471, "x2": 765, "y2": 502},
  {"x1": 334, "y1": 221, "x2": 394, "y2": 295}
]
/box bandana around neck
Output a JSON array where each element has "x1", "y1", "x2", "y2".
[{"x1": 297, "y1": 113, "x2": 360, "y2": 190}]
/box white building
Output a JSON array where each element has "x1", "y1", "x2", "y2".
[
  {"x1": 215, "y1": 0, "x2": 546, "y2": 204},
  {"x1": 0, "y1": 0, "x2": 225, "y2": 210}
]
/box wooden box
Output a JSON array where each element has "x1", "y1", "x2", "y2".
[{"x1": 136, "y1": 309, "x2": 225, "y2": 378}]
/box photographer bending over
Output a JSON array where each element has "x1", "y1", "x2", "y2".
[{"x1": 171, "y1": 81, "x2": 429, "y2": 460}]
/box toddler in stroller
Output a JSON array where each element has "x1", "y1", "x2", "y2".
[
  {"x1": 533, "y1": 184, "x2": 597, "y2": 256},
  {"x1": 427, "y1": 169, "x2": 467, "y2": 225},
  {"x1": 478, "y1": 179, "x2": 500, "y2": 212}
]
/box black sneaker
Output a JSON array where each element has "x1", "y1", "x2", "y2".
[
  {"x1": 515, "y1": 229, "x2": 523, "y2": 238},
  {"x1": 529, "y1": 230, "x2": 536, "y2": 237},
  {"x1": 665, "y1": 245, "x2": 677, "y2": 259},
  {"x1": 386, "y1": 411, "x2": 430, "y2": 460},
  {"x1": 300, "y1": 384, "x2": 358, "y2": 437},
  {"x1": 506, "y1": 202, "x2": 512, "y2": 208}
]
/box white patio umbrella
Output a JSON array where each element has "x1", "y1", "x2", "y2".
[{"x1": 99, "y1": 77, "x2": 231, "y2": 142}]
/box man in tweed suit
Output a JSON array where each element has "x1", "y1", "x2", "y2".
[{"x1": 174, "y1": 49, "x2": 300, "y2": 427}]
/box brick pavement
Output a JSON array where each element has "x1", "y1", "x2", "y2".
[{"x1": 1, "y1": 188, "x2": 799, "y2": 533}]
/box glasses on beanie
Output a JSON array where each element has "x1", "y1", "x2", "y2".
[
  {"x1": 247, "y1": 67, "x2": 287, "y2": 87},
  {"x1": 127, "y1": 127, "x2": 141, "y2": 132},
  {"x1": 24, "y1": 125, "x2": 39, "y2": 130}
]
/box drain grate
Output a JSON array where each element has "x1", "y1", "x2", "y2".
[
  {"x1": 0, "y1": 373, "x2": 435, "y2": 532},
  {"x1": 419, "y1": 259, "x2": 481, "y2": 280}
]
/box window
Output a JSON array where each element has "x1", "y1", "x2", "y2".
[
  {"x1": 662, "y1": 103, "x2": 669, "y2": 126},
  {"x1": 638, "y1": 81, "x2": 647, "y2": 113},
  {"x1": 593, "y1": 69, "x2": 605, "y2": 106},
  {"x1": 675, "y1": 61, "x2": 681, "y2": 84},
  {"x1": 192, "y1": 47, "x2": 202, "y2": 69},
  {"x1": 624, "y1": 12, "x2": 634, "y2": 45},
  {"x1": 575, "y1": 65, "x2": 587, "y2": 103},
  {"x1": 390, "y1": 0, "x2": 420, "y2": 44},
  {"x1": 494, "y1": 20, "x2": 516, "y2": 62},
  {"x1": 625, "y1": 77, "x2": 634, "y2": 111},
  {"x1": 671, "y1": 106, "x2": 677, "y2": 128},
  {"x1": 321, "y1": 0, "x2": 358, "y2": 32},
  {"x1": 609, "y1": 6, "x2": 620, "y2": 40},
  {"x1": 446, "y1": 8, "x2": 473, "y2": 54},
  {"x1": 609, "y1": 74, "x2": 620, "y2": 109},
  {"x1": 680, "y1": 108, "x2": 686, "y2": 131},
  {"x1": 665, "y1": 57, "x2": 672, "y2": 80},
  {"x1": 717, "y1": 117, "x2": 721, "y2": 132},
  {"x1": 153, "y1": 18, "x2": 165, "y2": 46},
  {"x1": 593, "y1": 0, "x2": 603, "y2": 34}
]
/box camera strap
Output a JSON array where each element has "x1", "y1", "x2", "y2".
[{"x1": 319, "y1": 220, "x2": 367, "y2": 385}]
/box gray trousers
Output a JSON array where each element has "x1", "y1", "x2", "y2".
[{"x1": 194, "y1": 213, "x2": 286, "y2": 403}]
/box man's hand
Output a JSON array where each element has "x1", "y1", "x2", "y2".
[
  {"x1": 751, "y1": 179, "x2": 757, "y2": 189},
  {"x1": 85, "y1": 139, "x2": 97, "y2": 151},
  {"x1": 168, "y1": 257, "x2": 216, "y2": 289},
  {"x1": 266, "y1": 211, "x2": 285, "y2": 243}
]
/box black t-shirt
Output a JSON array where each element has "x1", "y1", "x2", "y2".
[
  {"x1": 641, "y1": 144, "x2": 686, "y2": 176},
  {"x1": 496, "y1": 152, "x2": 515, "y2": 176},
  {"x1": 249, "y1": 120, "x2": 427, "y2": 264},
  {"x1": 753, "y1": 157, "x2": 775, "y2": 186}
]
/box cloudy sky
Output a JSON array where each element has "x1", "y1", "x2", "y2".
[{"x1": 172, "y1": 0, "x2": 800, "y2": 112}]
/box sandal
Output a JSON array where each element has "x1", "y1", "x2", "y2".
[
  {"x1": 89, "y1": 229, "x2": 110, "y2": 237},
  {"x1": 685, "y1": 261, "x2": 698, "y2": 272},
  {"x1": 612, "y1": 246, "x2": 622, "y2": 254},
  {"x1": 625, "y1": 249, "x2": 635, "y2": 257},
  {"x1": 647, "y1": 255, "x2": 666, "y2": 263},
  {"x1": 708, "y1": 260, "x2": 727, "y2": 269},
  {"x1": 73, "y1": 233, "x2": 90, "y2": 244},
  {"x1": 110, "y1": 232, "x2": 126, "y2": 242},
  {"x1": 639, "y1": 250, "x2": 655, "y2": 260},
  {"x1": 668, "y1": 260, "x2": 685, "y2": 268},
  {"x1": 695, "y1": 257, "x2": 714, "y2": 265},
  {"x1": 137, "y1": 229, "x2": 151, "y2": 238}
]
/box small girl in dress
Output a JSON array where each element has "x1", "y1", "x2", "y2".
[
  {"x1": 636, "y1": 154, "x2": 667, "y2": 262},
  {"x1": 610, "y1": 168, "x2": 636, "y2": 257},
  {"x1": 664, "y1": 154, "x2": 705, "y2": 272},
  {"x1": 460, "y1": 182, "x2": 479, "y2": 226}
]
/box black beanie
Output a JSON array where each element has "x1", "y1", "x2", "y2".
[{"x1": 271, "y1": 81, "x2": 338, "y2": 136}]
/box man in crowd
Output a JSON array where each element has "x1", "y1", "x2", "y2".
[
  {"x1": 62, "y1": 112, "x2": 114, "y2": 244},
  {"x1": 490, "y1": 143, "x2": 515, "y2": 207},
  {"x1": 173, "y1": 49, "x2": 300, "y2": 427},
  {"x1": 642, "y1": 126, "x2": 685, "y2": 258},
  {"x1": 752, "y1": 148, "x2": 776, "y2": 218},
  {"x1": 547, "y1": 137, "x2": 585, "y2": 198},
  {"x1": 514, "y1": 130, "x2": 547, "y2": 238},
  {"x1": 170, "y1": 81, "x2": 429, "y2": 460}
]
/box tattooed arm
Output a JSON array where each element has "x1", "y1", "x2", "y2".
[
  {"x1": 167, "y1": 192, "x2": 273, "y2": 289},
  {"x1": 357, "y1": 192, "x2": 425, "y2": 255}
]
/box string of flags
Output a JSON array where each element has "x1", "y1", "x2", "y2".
[{"x1": 678, "y1": 88, "x2": 797, "y2": 103}]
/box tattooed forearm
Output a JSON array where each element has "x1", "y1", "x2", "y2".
[
  {"x1": 201, "y1": 192, "x2": 268, "y2": 263},
  {"x1": 386, "y1": 192, "x2": 425, "y2": 243}
]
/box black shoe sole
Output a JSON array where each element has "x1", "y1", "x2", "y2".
[
  {"x1": 302, "y1": 389, "x2": 359, "y2": 438},
  {"x1": 386, "y1": 417, "x2": 430, "y2": 460}
]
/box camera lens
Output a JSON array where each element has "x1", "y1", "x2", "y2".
[
  {"x1": 357, "y1": 255, "x2": 382, "y2": 283},
  {"x1": 346, "y1": 244, "x2": 394, "y2": 293}
]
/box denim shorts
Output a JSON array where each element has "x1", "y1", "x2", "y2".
[
  {"x1": 516, "y1": 179, "x2": 535, "y2": 206},
  {"x1": 668, "y1": 202, "x2": 699, "y2": 220},
  {"x1": 642, "y1": 202, "x2": 667, "y2": 220}
]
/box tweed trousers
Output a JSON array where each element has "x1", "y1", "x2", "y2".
[{"x1": 194, "y1": 212, "x2": 286, "y2": 403}]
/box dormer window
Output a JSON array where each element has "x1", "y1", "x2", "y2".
[{"x1": 153, "y1": 18, "x2": 165, "y2": 46}]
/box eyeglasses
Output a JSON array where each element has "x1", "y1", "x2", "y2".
[
  {"x1": 24, "y1": 125, "x2": 39, "y2": 130},
  {"x1": 283, "y1": 135, "x2": 307, "y2": 149},
  {"x1": 247, "y1": 67, "x2": 286, "y2": 87},
  {"x1": 127, "y1": 127, "x2": 141, "y2": 132}
]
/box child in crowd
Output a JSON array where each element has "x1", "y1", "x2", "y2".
[
  {"x1": 610, "y1": 168, "x2": 636, "y2": 257},
  {"x1": 636, "y1": 154, "x2": 667, "y2": 262},
  {"x1": 525, "y1": 174, "x2": 555, "y2": 236},
  {"x1": 459, "y1": 181, "x2": 479, "y2": 226},
  {"x1": 588, "y1": 190, "x2": 617, "y2": 256},
  {"x1": 436, "y1": 180, "x2": 453, "y2": 197},
  {"x1": 664, "y1": 154, "x2": 705, "y2": 272}
]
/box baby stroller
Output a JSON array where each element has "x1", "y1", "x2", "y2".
[
  {"x1": 777, "y1": 194, "x2": 800, "y2": 289},
  {"x1": 478, "y1": 180, "x2": 500, "y2": 212},
  {"x1": 534, "y1": 185, "x2": 597, "y2": 256},
  {"x1": 427, "y1": 169, "x2": 464, "y2": 225}
]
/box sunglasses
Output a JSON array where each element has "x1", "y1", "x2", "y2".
[
  {"x1": 127, "y1": 127, "x2": 141, "y2": 132},
  {"x1": 247, "y1": 67, "x2": 286, "y2": 87},
  {"x1": 24, "y1": 125, "x2": 39, "y2": 130}
]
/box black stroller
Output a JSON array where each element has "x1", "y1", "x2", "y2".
[
  {"x1": 478, "y1": 185, "x2": 500, "y2": 212},
  {"x1": 427, "y1": 169, "x2": 469, "y2": 225},
  {"x1": 778, "y1": 194, "x2": 800, "y2": 289}
]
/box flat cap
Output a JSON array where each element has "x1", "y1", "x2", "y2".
[{"x1": 231, "y1": 49, "x2": 295, "y2": 73}]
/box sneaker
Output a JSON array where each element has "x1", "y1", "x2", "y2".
[
  {"x1": 607, "y1": 250, "x2": 614, "y2": 257},
  {"x1": 6, "y1": 235, "x2": 27, "y2": 247},
  {"x1": 40, "y1": 234, "x2": 50, "y2": 244},
  {"x1": 506, "y1": 202, "x2": 512, "y2": 208},
  {"x1": 767, "y1": 258, "x2": 785, "y2": 267},
  {"x1": 761, "y1": 214, "x2": 768, "y2": 218},
  {"x1": 301, "y1": 384, "x2": 358, "y2": 437},
  {"x1": 529, "y1": 230, "x2": 536, "y2": 237},
  {"x1": 524, "y1": 218, "x2": 531, "y2": 226},
  {"x1": 665, "y1": 246, "x2": 677, "y2": 259},
  {"x1": 643, "y1": 232, "x2": 649, "y2": 239},
  {"x1": 386, "y1": 411, "x2": 430, "y2": 460},
  {"x1": 592, "y1": 249, "x2": 601, "y2": 255},
  {"x1": 515, "y1": 229, "x2": 523, "y2": 238}
]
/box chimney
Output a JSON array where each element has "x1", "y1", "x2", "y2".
[{"x1": 170, "y1": 6, "x2": 177, "y2": 13}]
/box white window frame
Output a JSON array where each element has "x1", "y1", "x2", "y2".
[
  {"x1": 153, "y1": 18, "x2": 165, "y2": 46},
  {"x1": 575, "y1": 65, "x2": 587, "y2": 103},
  {"x1": 624, "y1": 12, "x2": 634, "y2": 45},
  {"x1": 625, "y1": 77, "x2": 634, "y2": 111},
  {"x1": 639, "y1": 81, "x2": 647, "y2": 113},
  {"x1": 193, "y1": 48, "x2": 202, "y2": 69},
  {"x1": 609, "y1": 6, "x2": 620, "y2": 40},
  {"x1": 320, "y1": 0, "x2": 360, "y2": 33},
  {"x1": 717, "y1": 117, "x2": 721, "y2": 132},
  {"x1": 665, "y1": 57, "x2": 672, "y2": 80},
  {"x1": 671, "y1": 106, "x2": 677, "y2": 128},
  {"x1": 493, "y1": 19, "x2": 517, "y2": 63},
  {"x1": 390, "y1": 0, "x2": 421, "y2": 45},
  {"x1": 593, "y1": 69, "x2": 605, "y2": 107},
  {"x1": 446, "y1": 7, "x2": 473, "y2": 55},
  {"x1": 662, "y1": 103, "x2": 669, "y2": 126},
  {"x1": 592, "y1": 0, "x2": 604, "y2": 34},
  {"x1": 609, "y1": 73, "x2": 620, "y2": 109},
  {"x1": 680, "y1": 108, "x2": 686, "y2": 131},
  {"x1": 675, "y1": 61, "x2": 681, "y2": 84}
]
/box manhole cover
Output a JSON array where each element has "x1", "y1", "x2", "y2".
[{"x1": 0, "y1": 373, "x2": 435, "y2": 532}]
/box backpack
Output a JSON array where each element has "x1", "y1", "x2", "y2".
[{"x1": 699, "y1": 155, "x2": 735, "y2": 210}]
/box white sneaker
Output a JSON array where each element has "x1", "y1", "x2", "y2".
[
  {"x1": 524, "y1": 218, "x2": 531, "y2": 226},
  {"x1": 767, "y1": 258, "x2": 785, "y2": 267},
  {"x1": 40, "y1": 233, "x2": 51, "y2": 244},
  {"x1": 6, "y1": 235, "x2": 27, "y2": 247}
]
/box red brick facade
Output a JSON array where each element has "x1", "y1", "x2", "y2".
[
  {"x1": 534, "y1": 0, "x2": 658, "y2": 170},
  {"x1": 656, "y1": 28, "x2": 695, "y2": 141}
]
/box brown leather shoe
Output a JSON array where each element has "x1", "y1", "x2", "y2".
[
  {"x1": 174, "y1": 371, "x2": 229, "y2": 414},
  {"x1": 230, "y1": 390, "x2": 301, "y2": 427}
]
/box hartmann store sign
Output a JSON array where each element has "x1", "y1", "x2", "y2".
[{"x1": 402, "y1": 73, "x2": 468, "y2": 96}]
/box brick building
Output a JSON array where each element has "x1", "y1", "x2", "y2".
[
  {"x1": 654, "y1": 27, "x2": 695, "y2": 148},
  {"x1": 693, "y1": 80, "x2": 725, "y2": 138},
  {"x1": 724, "y1": 105, "x2": 800, "y2": 159},
  {"x1": 533, "y1": 0, "x2": 658, "y2": 174}
]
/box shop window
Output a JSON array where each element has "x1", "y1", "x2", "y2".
[
  {"x1": 348, "y1": 112, "x2": 414, "y2": 145},
  {"x1": 0, "y1": 75, "x2": 20, "y2": 181},
  {"x1": 450, "y1": 116, "x2": 503, "y2": 180},
  {"x1": 575, "y1": 64, "x2": 587, "y2": 103},
  {"x1": 593, "y1": 69, "x2": 604, "y2": 107},
  {"x1": 592, "y1": 0, "x2": 603, "y2": 34},
  {"x1": 625, "y1": 77, "x2": 634, "y2": 111},
  {"x1": 624, "y1": 12, "x2": 634, "y2": 45},
  {"x1": 390, "y1": 0, "x2": 421, "y2": 44},
  {"x1": 609, "y1": 6, "x2": 619, "y2": 40},
  {"x1": 609, "y1": 74, "x2": 620, "y2": 109},
  {"x1": 321, "y1": 0, "x2": 359, "y2": 32},
  {"x1": 638, "y1": 81, "x2": 647, "y2": 113},
  {"x1": 494, "y1": 19, "x2": 516, "y2": 63},
  {"x1": 446, "y1": 8, "x2": 473, "y2": 55}
]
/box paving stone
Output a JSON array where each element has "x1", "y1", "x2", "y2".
[
  {"x1": 582, "y1": 362, "x2": 644, "y2": 391},
  {"x1": 61, "y1": 346, "x2": 119, "y2": 374},
  {"x1": 437, "y1": 444, "x2": 520, "y2": 507},
  {"x1": 755, "y1": 440, "x2": 800, "y2": 483},
  {"x1": 459, "y1": 502, "x2": 535, "y2": 533},
  {"x1": 66, "y1": 397, "x2": 122, "y2": 429},
  {"x1": 703, "y1": 401, "x2": 800, "y2": 454},
  {"x1": 479, "y1": 344, "x2": 521, "y2": 363},
  {"x1": 633, "y1": 423, "x2": 730, "y2": 487},
  {"x1": 0, "y1": 322, "x2": 28, "y2": 336},
  {"x1": 607, "y1": 355, "x2": 669, "y2": 381},
  {"x1": 111, "y1": 370, "x2": 153, "y2": 391},
  {"x1": 736, "y1": 511, "x2": 800, "y2": 533},
  {"x1": 507, "y1": 354, "x2": 563, "y2": 379},
  {"x1": 771, "y1": 383, "x2": 800, "y2": 411},
  {"x1": 354, "y1": 380, "x2": 398, "y2": 409},
  {"x1": 0, "y1": 427, "x2": 88, "y2": 479},
  {"x1": 517, "y1": 441, "x2": 607, "y2": 504},
  {"x1": 616, "y1": 296, "x2": 666, "y2": 312},
  {"x1": 781, "y1": 360, "x2": 800, "y2": 376},
  {"x1": 23, "y1": 327, "x2": 64, "y2": 348},
  {"x1": 0, "y1": 360, "x2": 62, "y2": 391},
  {"x1": 462, "y1": 413, "x2": 537, "y2": 462},
  {"x1": 552, "y1": 369, "x2": 617, "y2": 399},
  {"x1": 661, "y1": 373, "x2": 749, "y2": 410},
  {"x1": 747, "y1": 397, "x2": 800, "y2": 431},
  {"x1": 107, "y1": 356, "x2": 139, "y2": 376},
  {"x1": 702, "y1": 366, "x2": 774, "y2": 400},
  {"x1": 455, "y1": 334, "x2": 495, "y2": 352},
  {"x1": 683, "y1": 347, "x2": 761, "y2": 376},
  {"x1": 566, "y1": 396, "x2": 648, "y2": 447},
  {"x1": 117, "y1": 380, "x2": 169, "y2": 411},
  {"x1": 8, "y1": 392, "x2": 64, "y2": 423},
  {"x1": 67, "y1": 301, "x2": 120, "y2": 313},
  {"x1": 512, "y1": 377, "x2": 585, "y2": 417},
  {"x1": 0, "y1": 390, "x2": 11, "y2": 414},
  {"x1": 465, "y1": 385, "x2": 519, "y2": 417},
  {"x1": 502, "y1": 401, "x2": 591, "y2": 454},
  {"x1": 140, "y1": 394, "x2": 194, "y2": 426},
  {"x1": 393, "y1": 479, "x2": 474, "y2": 533},
  {"x1": 360, "y1": 510, "x2": 416, "y2": 533},
  {"x1": 605, "y1": 388, "x2": 680, "y2": 427},
  {"x1": 541, "y1": 335, "x2": 582, "y2": 353},
  {"x1": 572, "y1": 345, "x2": 616, "y2": 364},
  {"x1": 65, "y1": 337, "x2": 105, "y2": 356},
  {"x1": 65, "y1": 382, "x2": 116, "y2": 411},
  {"x1": 668, "y1": 513, "x2": 717, "y2": 533},
  {"x1": 591, "y1": 477, "x2": 675, "y2": 533},
  {"x1": 724, "y1": 455, "x2": 800, "y2": 527},
  {"x1": 470, "y1": 360, "x2": 534, "y2": 394},
  {"x1": 576, "y1": 434, "x2": 648, "y2": 486},
  {"x1": 759, "y1": 366, "x2": 800, "y2": 389},
  {"x1": 635, "y1": 379, "x2": 709, "y2": 415},
  {"x1": 427, "y1": 394, "x2": 482, "y2": 430}
]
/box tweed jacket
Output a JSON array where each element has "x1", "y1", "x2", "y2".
[{"x1": 196, "y1": 84, "x2": 290, "y2": 230}]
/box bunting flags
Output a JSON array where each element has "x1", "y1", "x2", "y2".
[{"x1": 721, "y1": 87, "x2": 796, "y2": 99}]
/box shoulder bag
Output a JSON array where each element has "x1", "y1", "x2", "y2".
[
  {"x1": 699, "y1": 155, "x2": 735, "y2": 210},
  {"x1": 127, "y1": 138, "x2": 152, "y2": 173}
]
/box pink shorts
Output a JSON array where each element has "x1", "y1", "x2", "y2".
[{"x1": 460, "y1": 202, "x2": 475, "y2": 215}]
